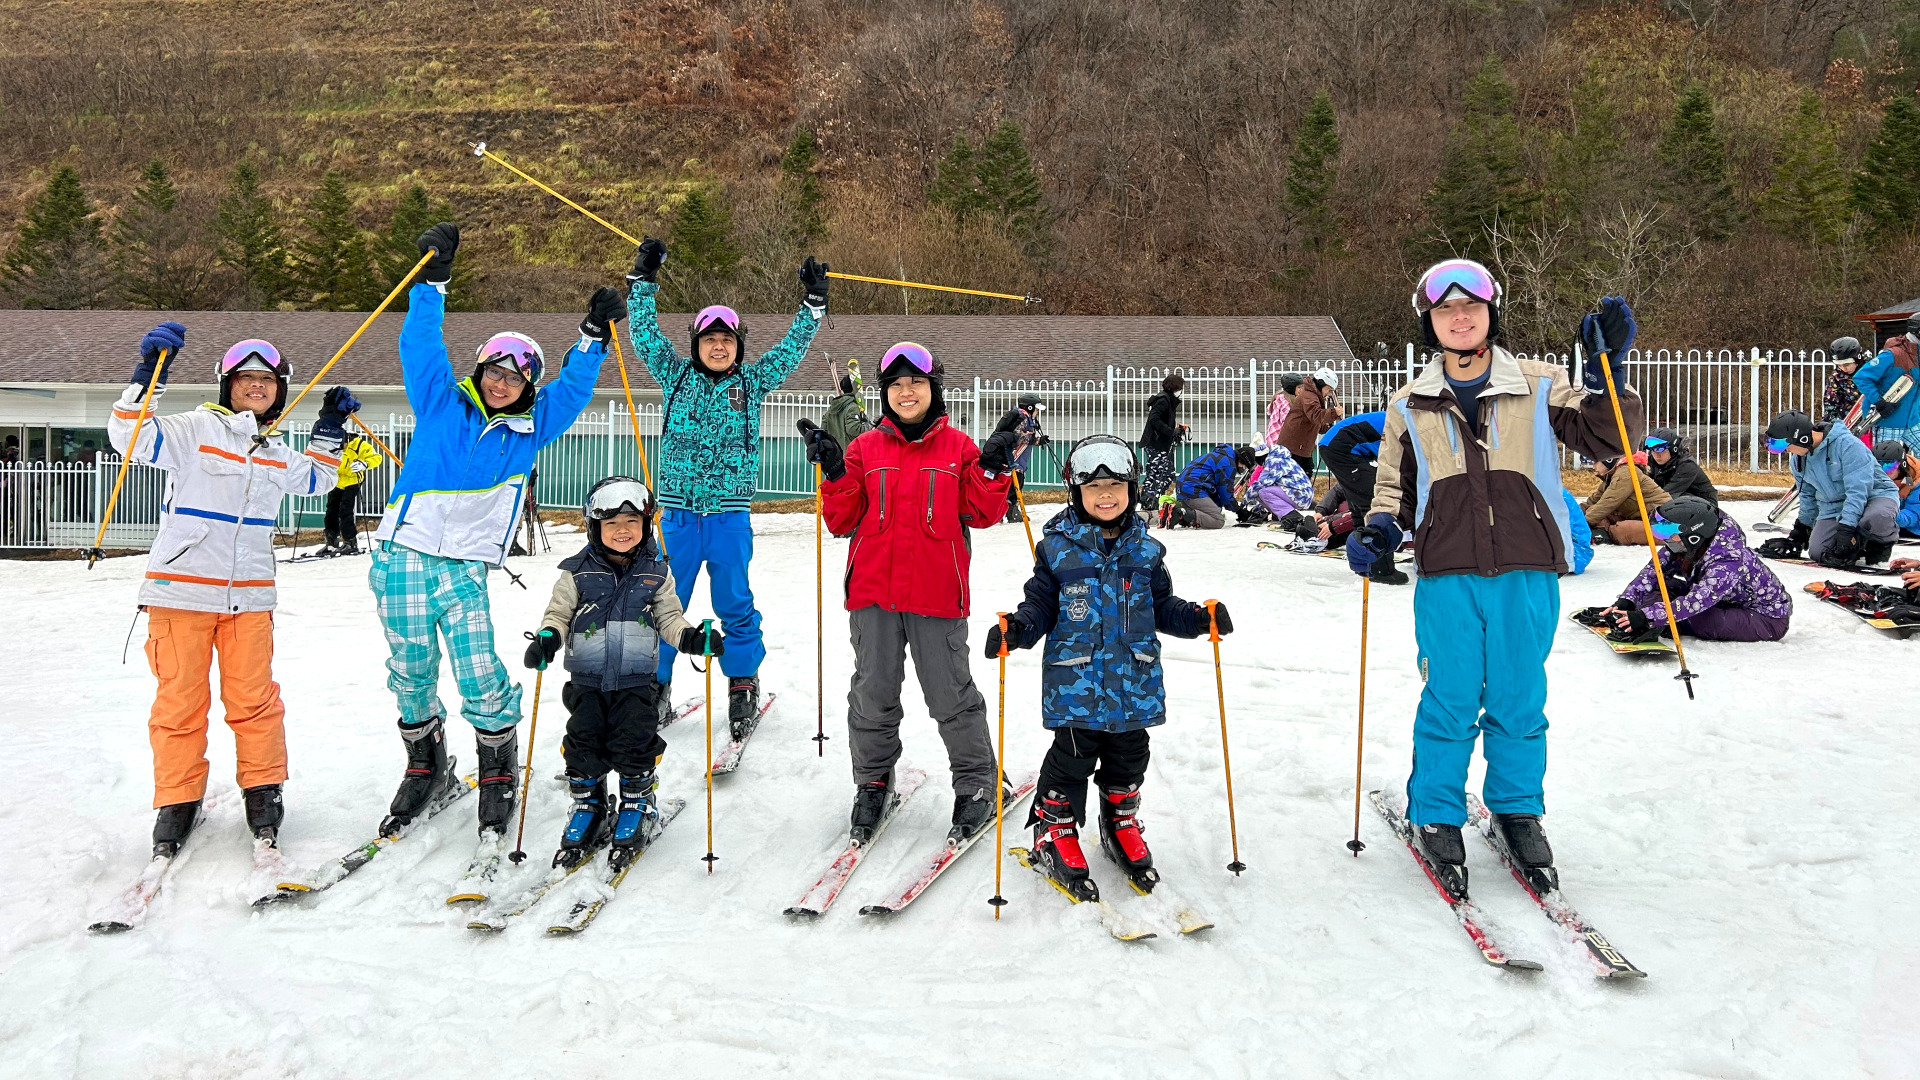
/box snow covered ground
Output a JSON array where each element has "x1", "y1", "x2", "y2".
[{"x1": 2, "y1": 502, "x2": 1915, "y2": 1079}]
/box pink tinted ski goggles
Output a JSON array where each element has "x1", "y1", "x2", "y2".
[
  {"x1": 880, "y1": 341, "x2": 936, "y2": 376},
  {"x1": 1412, "y1": 259, "x2": 1500, "y2": 313},
  {"x1": 692, "y1": 305, "x2": 742, "y2": 337},
  {"x1": 477, "y1": 332, "x2": 544, "y2": 382},
  {"x1": 219, "y1": 339, "x2": 285, "y2": 375}
]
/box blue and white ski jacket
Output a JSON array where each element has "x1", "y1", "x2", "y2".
[{"x1": 375, "y1": 284, "x2": 604, "y2": 565}]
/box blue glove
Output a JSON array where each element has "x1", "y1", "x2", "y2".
[
  {"x1": 322, "y1": 386, "x2": 361, "y2": 416},
  {"x1": 132, "y1": 322, "x2": 187, "y2": 390},
  {"x1": 1345, "y1": 513, "x2": 1404, "y2": 576},
  {"x1": 1577, "y1": 296, "x2": 1636, "y2": 394}
]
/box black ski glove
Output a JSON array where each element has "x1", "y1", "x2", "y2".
[
  {"x1": 416, "y1": 222, "x2": 459, "y2": 285},
  {"x1": 797, "y1": 418, "x2": 846, "y2": 482},
  {"x1": 524, "y1": 627, "x2": 561, "y2": 670},
  {"x1": 322, "y1": 386, "x2": 362, "y2": 416},
  {"x1": 580, "y1": 286, "x2": 627, "y2": 343},
  {"x1": 1197, "y1": 601, "x2": 1233, "y2": 635},
  {"x1": 799, "y1": 256, "x2": 830, "y2": 308},
  {"x1": 982, "y1": 615, "x2": 1034, "y2": 658},
  {"x1": 133, "y1": 322, "x2": 187, "y2": 391},
  {"x1": 627, "y1": 237, "x2": 666, "y2": 285},
  {"x1": 312, "y1": 387, "x2": 355, "y2": 454},
  {"x1": 679, "y1": 625, "x2": 725, "y2": 656},
  {"x1": 1609, "y1": 607, "x2": 1650, "y2": 636},
  {"x1": 978, "y1": 430, "x2": 1020, "y2": 475}
]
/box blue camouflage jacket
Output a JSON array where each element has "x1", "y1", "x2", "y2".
[
  {"x1": 1176, "y1": 444, "x2": 1242, "y2": 510},
  {"x1": 626, "y1": 281, "x2": 821, "y2": 513},
  {"x1": 1007, "y1": 509, "x2": 1208, "y2": 732}
]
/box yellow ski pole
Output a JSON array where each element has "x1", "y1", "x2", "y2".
[
  {"x1": 1011, "y1": 471, "x2": 1036, "y2": 560},
  {"x1": 1207, "y1": 600, "x2": 1246, "y2": 874},
  {"x1": 347, "y1": 413, "x2": 404, "y2": 468},
  {"x1": 608, "y1": 332, "x2": 654, "y2": 488},
  {"x1": 1348, "y1": 579, "x2": 1369, "y2": 856},
  {"x1": 814, "y1": 462, "x2": 827, "y2": 757},
  {"x1": 510, "y1": 634, "x2": 546, "y2": 865},
  {"x1": 700, "y1": 619, "x2": 719, "y2": 873},
  {"x1": 89, "y1": 348, "x2": 168, "y2": 567},
  {"x1": 989, "y1": 613, "x2": 1011, "y2": 918},
  {"x1": 823, "y1": 270, "x2": 1041, "y2": 305}
]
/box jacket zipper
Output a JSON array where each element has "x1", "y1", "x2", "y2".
[
  {"x1": 925, "y1": 471, "x2": 935, "y2": 526},
  {"x1": 235, "y1": 442, "x2": 259, "y2": 610}
]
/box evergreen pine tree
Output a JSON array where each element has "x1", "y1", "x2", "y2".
[
  {"x1": 927, "y1": 133, "x2": 983, "y2": 221},
  {"x1": 1657, "y1": 81, "x2": 1737, "y2": 239},
  {"x1": 973, "y1": 121, "x2": 1049, "y2": 253},
  {"x1": 662, "y1": 186, "x2": 742, "y2": 311},
  {"x1": 1286, "y1": 90, "x2": 1342, "y2": 251},
  {"x1": 1424, "y1": 56, "x2": 1536, "y2": 256},
  {"x1": 779, "y1": 129, "x2": 827, "y2": 248},
  {"x1": 115, "y1": 158, "x2": 218, "y2": 311},
  {"x1": 1, "y1": 166, "x2": 114, "y2": 309},
  {"x1": 1851, "y1": 93, "x2": 1920, "y2": 238},
  {"x1": 1545, "y1": 67, "x2": 1624, "y2": 224},
  {"x1": 1762, "y1": 91, "x2": 1849, "y2": 245},
  {"x1": 290, "y1": 172, "x2": 376, "y2": 310},
  {"x1": 376, "y1": 183, "x2": 469, "y2": 309},
  {"x1": 216, "y1": 161, "x2": 290, "y2": 309}
]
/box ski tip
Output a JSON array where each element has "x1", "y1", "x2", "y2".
[
  {"x1": 1493, "y1": 956, "x2": 1545, "y2": 972},
  {"x1": 444, "y1": 894, "x2": 485, "y2": 905},
  {"x1": 855, "y1": 904, "x2": 896, "y2": 917},
  {"x1": 87, "y1": 921, "x2": 134, "y2": 935},
  {"x1": 1601, "y1": 967, "x2": 1650, "y2": 980},
  {"x1": 782, "y1": 907, "x2": 823, "y2": 919}
]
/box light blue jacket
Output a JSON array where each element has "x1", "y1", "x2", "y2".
[
  {"x1": 375, "y1": 284, "x2": 604, "y2": 564},
  {"x1": 1792, "y1": 424, "x2": 1898, "y2": 528}
]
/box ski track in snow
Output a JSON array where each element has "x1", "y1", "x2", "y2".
[{"x1": 2, "y1": 507, "x2": 1916, "y2": 1078}]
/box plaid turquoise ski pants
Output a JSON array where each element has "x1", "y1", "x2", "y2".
[{"x1": 369, "y1": 542, "x2": 522, "y2": 732}]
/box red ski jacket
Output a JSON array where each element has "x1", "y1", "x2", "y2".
[{"x1": 821, "y1": 415, "x2": 1012, "y2": 618}]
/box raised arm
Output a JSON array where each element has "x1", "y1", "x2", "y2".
[{"x1": 109, "y1": 323, "x2": 195, "y2": 473}]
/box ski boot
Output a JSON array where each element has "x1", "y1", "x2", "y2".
[
  {"x1": 727, "y1": 675, "x2": 761, "y2": 742},
  {"x1": 1276, "y1": 510, "x2": 1306, "y2": 533},
  {"x1": 152, "y1": 800, "x2": 202, "y2": 859},
  {"x1": 1030, "y1": 791, "x2": 1097, "y2": 902},
  {"x1": 1864, "y1": 538, "x2": 1895, "y2": 566},
  {"x1": 242, "y1": 784, "x2": 283, "y2": 848},
  {"x1": 1368, "y1": 560, "x2": 1410, "y2": 586},
  {"x1": 555, "y1": 776, "x2": 610, "y2": 869},
  {"x1": 474, "y1": 726, "x2": 519, "y2": 837},
  {"x1": 1413, "y1": 822, "x2": 1469, "y2": 899},
  {"x1": 849, "y1": 779, "x2": 891, "y2": 845},
  {"x1": 380, "y1": 715, "x2": 453, "y2": 837},
  {"x1": 655, "y1": 680, "x2": 674, "y2": 727},
  {"x1": 1491, "y1": 813, "x2": 1559, "y2": 893},
  {"x1": 608, "y1": 770, "x2": 661, "y2": 870},
  {"x1": 1096, "y1": 783, "x2": 1158, "y2": 892},
  {"x1": 948, "y1": 781, "x2": 1007, "y2": 844}
]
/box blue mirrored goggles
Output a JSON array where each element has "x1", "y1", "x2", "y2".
[
  {"x1": 1886, "y1": 461, "x2": 1902, "y2": 475},
  {"x1": 1766, "y1": 437, "x2": 1790, "y2": 454},
  {"x1": 1650, "y1": 518, "x2": 1682, "y2": 540},
  {"x1": 1644, "y1": 436, "x2": 1670, "y2": 450}
]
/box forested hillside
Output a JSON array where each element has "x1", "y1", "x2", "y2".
[{"x1": 4, "y1": 0, "x2": 1920, "y2": 349}]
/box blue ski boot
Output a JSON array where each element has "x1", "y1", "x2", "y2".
[
  {"x1": 555, "y1": 776, "x2": 609, "y2": 869},
  {"x1": 609, "y1": 770, "x2": 660, "y2": 870}
]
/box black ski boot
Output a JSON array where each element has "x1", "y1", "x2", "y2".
[
  {"x1": 1031, "y1": 791, "x2": 1097, "y2": 901},
  {"x1": 555, "y1": 776, "x2": 609, "y2": 869},
  {"x1": 609, "y1": 770, "x2": 660, "y2": 869},
  {"x1": 1276, "y1": 510, "x2": 1306, "y2": 533},
  {"x1": 152, "y1": 800, "x2": 202, "y2": 858},
  {"x1": 655, "y1": 680, "x2": 674, "y2": 727},
  {"x1": 381, "y1": 715, "x2": 453, "y2": 837},
  {"x1": 1414, "y1": 821, "x2": 1469, "y2": 899},
  {"x1": 243, "y1": 784, "x2": 283, "y2": 847},
  {"x1": 474, "y1": 726, "x2": 518, "y2": 837},
  {"x1": 849, "y1": 779, "x2": 891, "y2": 845},
  {"x1": 1491, "y1": 813, "x2": 1559, "y2": 892},
  {"x1": 1368, "y1": 561, "x2": 1410, "y2": 586},
  {"x1": 1864, "y1": 538, "x2": 1895, "y2": 566},
  {"x1": 1096, "y1": 783, "x2": 1158, "y2": 891},
  {"x1": 948, "y1": 782, "x2": 1003, "y2": 844},
  {"x1": 727, "y1": 675, "x2": 761, "y2": 742}
]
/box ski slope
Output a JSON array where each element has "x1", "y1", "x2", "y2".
[{"x1": 1, "y1": 503, "x2": 1914, "y2": 1078}]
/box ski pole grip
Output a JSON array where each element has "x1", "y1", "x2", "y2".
[
  {"x1": 700, "y1": 617, "x2": 715, "y2": 657},
  {"x1": 996, "y1": 613, "x2": 1010, "y2": 658},
  {"x1": 1205, "y1": 599, "x2": 1221, "y2": 642}
]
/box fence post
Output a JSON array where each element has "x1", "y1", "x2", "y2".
[
  {"x1": 1405, "y1": 342, "x2": 1416, "y2": 384},
  {"x1": 973, "y1": 376, "x2": 983, "y2": 439},
  {"x1": 1748, "y1": 347, "x2": 1763, "y2": 473},
  {"x1": 607, "y1": 398, "x2": 616, "y2": 478},
  {"x1": 1106, "y1": 365, "x2": 1115, "y2": 436},
  {"x1": 1248, "y1": 358, "x2": 1260, "y2": 438}
]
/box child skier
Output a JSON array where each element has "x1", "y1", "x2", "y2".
[
  {"x1": 983, "y1": 435, "x2": 1230, "y2": 899},
  {"x1": 371, "y1": 222, "x2": 614, "y2": 840},
  {"x1": 1248, "y1": 440, "x2": 1314, "y2": 527},
  {"x1": 624, "y1": 237, "x2": 828, "y2": 737},
  {"x1": 1757, "y1": 409, "x2": 1900, "y2": 568},
  {"x1": 804, "y1": 342, "x2": 1022, "y2": 843},
  {"x1": 109, "y1": 324, "x2": 351, "y2": 856},
  {"x1": 1346, "y1": 259, "x2": 1640, "y2": 897},
  {"x1": 322, "y1": 429, "x2": 384, "y2": 555},
  {"x1": 1874, "y1": 439, "x2": 1920, "y2": 538},
  {"x1": 1581, "y1": 496, "x2": 1791, "y2": 643},
  {"x1": 523, "y1": 477, "x2": 718, "y2": 868}
]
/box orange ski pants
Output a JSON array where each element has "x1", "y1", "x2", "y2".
[{"x1": 143, "y1": 607, "x2": 288, "y2": 807}]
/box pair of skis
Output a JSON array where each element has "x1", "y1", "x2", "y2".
[
  {"x1": 462, "y1": 798, "x2": 687, "y2": 934},
  {"x1": 1370, "y1": 791, "x2": 1644, "y2": 979},
  {"x1": 1004, "y1": 847, "x2": 1214, "y2": 942},
  {"x1": 253, "y1": 768, "x2": 478, "y2": 907}
]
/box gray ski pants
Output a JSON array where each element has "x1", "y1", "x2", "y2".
[
  {"x1": 1811, "y1": 496, "x2": 1898, "y2": 559},
  {"x1": 1181, "y1": 495, "x2": 1228, "y2": 529},
  {"x1": 846, "y1": 606, "x2": 997, "y2": 794}
]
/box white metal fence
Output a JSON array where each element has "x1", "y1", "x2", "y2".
[{"x1": 0, "y1": 345, "x2": 1845, "y2": 550}]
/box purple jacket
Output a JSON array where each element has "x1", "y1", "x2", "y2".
[{"x1": 1621, "y1": 513, "x2": 1792, "y2": 623}]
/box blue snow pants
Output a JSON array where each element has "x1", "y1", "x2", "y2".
[
  {"x1": 654, "y1": 509, "x2": 765, "y2": 681},
  {"x1": 1407, "y1": 570, "x2": 1558, "y2": 827}
]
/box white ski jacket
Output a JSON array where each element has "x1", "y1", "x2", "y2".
[{"x1": 108, "y1": 385, "x2": 341, "y2": 614}]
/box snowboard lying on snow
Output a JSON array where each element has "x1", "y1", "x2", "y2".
[
  {"x1": 1566, "y1": 611, "x2": 1676, "y2": 656},
  {"x1": 1753, "y1": 551, "x2": 1901, "y2": 576},
  {"x1": 1803, "y1": 580, "x2": 1920, "y2": 635}
]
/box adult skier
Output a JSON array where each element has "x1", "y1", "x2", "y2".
[
  {"x1": 1757, "y1": 409, "x2": 1899, "y2": 568},
  {"x1": 804, "y1": 342, "x2": 1021, "y2": 843},
  {"x1": 1873, "y1": 439, "x2": 1920, "y2": 538},
  {"x1": 1275, "y1": 367, "x2": 1342, "y2": 473},
  {"x1": 109, "y1": 324, "x2": 350, "y2": 855},
  {"x1": 1345, "y1": 258, "x2": 1641, "y2": 896},
  {"x1": 1136, "y1": 374, "x2": 1187, "y2": 511},
  {"x1": 322, "y1": 430, "x2": 384, "y2": 555},
  {"x1": 1854, "y1": 315, "x2": 1920, "y2": 447},
  {"x1": 1583, "y1": 496, "x2": 1792, "y2": 642},
  {"x1": 1643, "y1": 427, "x2": 1717, "y2": 507},
  {"x1": 1582, "y1": 452, "x2": 1669, "y2": 544},
  {"x1": 982, "y1": 435, "x2": 1229, "y2": 898},
  {"x1": 624, "y1": 237, "x2": 827, "y2": 737},
  {"x1": 371, "y1": 222, "x2": 612, "y2": 839}
]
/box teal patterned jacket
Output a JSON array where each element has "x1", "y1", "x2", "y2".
[
  {"x1": 1007, "y1": 509, "x2": 1209, "y2": 732},
  {"x1": 626, "y1": 281, "x2": 822, "y2": 512}
]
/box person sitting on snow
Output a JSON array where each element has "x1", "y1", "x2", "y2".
[
  {"x1": 1757, "y1": 409, "x2": 1899, "y2": 569},
  {"x1": 1582, "y1": 452, "x2": 1669, "y2": 544},
  {"x1": 1644, "y1": 427, "x2": 1717, "y2": 508},
  {"x1": 1580, "y1": 496, "x2": 1791, "y2": 643},
  {"x1": 1168, "y1": 443, "x2": 1256, "y2": 529}
]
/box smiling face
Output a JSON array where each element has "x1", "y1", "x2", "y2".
[
  {"x1": 479, "y1": 364, "x2": 526, "y2": 410},
  {"x1": 887, "y1": 375, "x2": 932, "y2": 425},
  {"x1": 1080, "y1": 476, "x2": 1130, "y2": 527},
  {"x1": 599, "y1": 510, "x2": 647, "y2": 554},
  {"x1": 698, "y1": 331, "x2": 739, "y2": 373},
  {"x1": 228, "y1": 370, "x2": 279, "y2": 417},
  {"x1": 1430, "y1": 295, "x2": 1491, "y2": 353}
]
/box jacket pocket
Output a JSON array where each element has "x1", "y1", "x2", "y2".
[
  {"x1": 143, "y1": 615, "x2": 178, "y2": 681},
  {"x1": 862, "y1": 468, "x2": 894, "y2": 536},
  {"x1": 150, "y1": 520, "x2": 212, "y2": 569},
  {"x1": 1488, "y1": 472, "x2": 1561, "y2": 569},
  {"x1": 921, "y1": 468, "x2": 962, "y2": 541},
  {"x1": 1041, "y1": 632, "x2": 1097, "y2": 723},
  {"x1": 565, "y1": 624, "x2": 610, "y2": 678}
]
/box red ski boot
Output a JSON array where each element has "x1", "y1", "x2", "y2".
[
  {"x1": 1031, "y1": 792, "x2": 1098, "y2": 902},
  {"x1": 1097, "y1": 783, "x2": 1159, "y2": 892}
]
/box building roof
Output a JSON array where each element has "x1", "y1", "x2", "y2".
[
  {"x1": 0, "y1": 308, "x2": 1352, "y2": 391},
  {"x1": 1857, "y1": 296, "x2": 1920, "y2": 323}
]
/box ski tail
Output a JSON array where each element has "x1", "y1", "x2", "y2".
[{"x1": 1368, "y1": 791, "x2": 1541, "y2": 971}]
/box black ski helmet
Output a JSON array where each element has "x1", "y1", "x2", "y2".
[
  {"x1": 582, "y1": 475, "x2": 655, "y2": 556},
  {"x1": 877, "y1": 341, "x2": 946, "y2": 430},
  {"x1": 1831, "y1": 336, "x2": 1864, "y2": 364},
  {"x1": 1765, "y1": 410, "x2": 1815, "y2": 452},
  {"x1": 1412, "y1": 258, "x2": 1502, "y2": 350},
  {"x1": 1234, "y1": 444, "x2": 1260, "y2": 468},
  {"x1": 1653, "y1": 495, "x2": 1719, "y2": 557},
  {"x1": 1644, "y1": 426, "x2": 1684, "y2": 455},
  {"x1": 1875, "y1": 438, "x2": 1910, "y2": 468},
  {"x1": 1017, "y1": 391, "x2": 1045, "y2": 411},
  {"x1": 689, "y1": 305, "x2": 747, "y2": 366}
]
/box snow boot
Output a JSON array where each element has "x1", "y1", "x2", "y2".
[
  {"x1": 1414, "y1": 821, "x2": 1469, "y2": 899},
  {"x1": 948, "y1": 782, "x2": 1003, "y2": 844},
  {"x1": 152, "y1": 800, "x2": 202, "y2": 859},
  {"x1": 655, "y1": 680, "x2": 674, "y2": 727},
  {"x1": 242, "y1": 784, "x2": 283, "y2": 847},
  {"x1": 474, "y1": 726, "x2": 519, "y2": 837},
  {"x1": 1031, "y1": 791, "x2": 1097, "y2": 901},
  {"x1": 1491, "y1": 813, "x2": 1559, "y2": 892},
  {"x1": 555, "y1": 776, "x2": 609, "y2": 869},
  {"x1": 381, "y1": 715, "x2": 452, "y2": 837},
  {"x1": 1368, "y1": 561, "x2": 1410, "y2": 586},
  {"x1": 849, "y1": 779, "x2": 891, "y2": 845},
  {"x1": 727, "y1": 675, "x2": 761, "y2": 742},
  {"x1": 1096, "y1": 783, "x2": 1156, "y2": 890}
]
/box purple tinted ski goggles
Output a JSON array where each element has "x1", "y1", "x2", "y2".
[
  {"x1": 219, "y1": 339, "x2": 285, "y2": 375},
  {"x1": 880, "y1": 341, "x2": 936, "y2": 376},
  {"x1": 692, "y1": 305, "x2": 742, "y2": 337}
]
